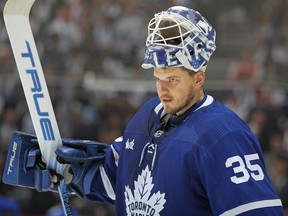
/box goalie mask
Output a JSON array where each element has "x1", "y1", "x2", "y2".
[{"x1": 142, "y1": 6, "x2": 216, "y2": 72}]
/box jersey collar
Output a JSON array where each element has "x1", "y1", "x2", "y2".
[{"x1": 161, "y1": 93, "x2": 214, "y2": 129}]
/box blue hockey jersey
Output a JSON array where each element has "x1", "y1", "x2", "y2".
[{"x1": 87, "y1": 94, "x2": 284, "y2": 215}]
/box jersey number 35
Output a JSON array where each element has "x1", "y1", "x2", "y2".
[{"x1": 225, "y1": 153, "x2": 264, "y2": 184}]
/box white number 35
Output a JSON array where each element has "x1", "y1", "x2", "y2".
[{"x1": 225, "y1": 153, "x2": 264, "y2": 184}]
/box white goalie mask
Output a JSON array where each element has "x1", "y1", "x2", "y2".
[{"x1": 142, "y1": 6, "x2": 216, "y2": 72}]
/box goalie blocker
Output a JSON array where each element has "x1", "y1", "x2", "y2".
[{"x1": 2, "y1": 131, "x2": 108, "y2": 198}]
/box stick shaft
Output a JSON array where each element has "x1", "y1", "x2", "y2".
[{"x1": 4, "y1": 0, "x2": 72, "y2": 215}]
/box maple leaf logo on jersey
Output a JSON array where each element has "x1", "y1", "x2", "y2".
[{"x1": 125, "y1": 166, "x2": 166, "y2": 216}]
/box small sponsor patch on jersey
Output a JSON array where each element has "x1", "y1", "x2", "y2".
[
  {"x1": 125, "y1": 139, "x2": 135, "y2": 150},
  {"x1": 154, "y1": 130, "x2": 164, "y2": 138}
]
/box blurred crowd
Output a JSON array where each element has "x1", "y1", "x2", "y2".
[{"x1": 0, "y1": 0, "x2": 288, "y2": 215}]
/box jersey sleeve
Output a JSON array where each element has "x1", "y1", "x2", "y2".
[
  {"x1": 194, "y1": 130, "x2": 284, "y2": 215},
  {"x1": 84, "y1": 97, "x2": 161, "y2": 204}
]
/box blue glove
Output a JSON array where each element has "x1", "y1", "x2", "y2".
[
  {"x1": 55, "y1": 138, "x2": 108, "y2": 199},
  {"x1": 2, "y1": 131, "x2": 109, "y2": 197},
  {"x1": 2, "y1": 131, "x2": 52, "y2": 191}
]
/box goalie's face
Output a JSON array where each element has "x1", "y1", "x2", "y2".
[{"x1": 154, "y1": 67, "x2": 205, "y2": 115}]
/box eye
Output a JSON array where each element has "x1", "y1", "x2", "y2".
[
  {"x1": 154, "y1": 76, "x2": 160, "y2": 82},
  {"x1": 169, "y1": 77, "x2": 178, "y2": 83}
]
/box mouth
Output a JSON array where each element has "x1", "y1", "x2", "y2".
[{"x1": 160, "y1": 97, "x2": 172, "y2": 104}]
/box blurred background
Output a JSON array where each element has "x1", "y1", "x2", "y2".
[{"x1": 0, "y1": 0, "x2": 288, "y2": 215}]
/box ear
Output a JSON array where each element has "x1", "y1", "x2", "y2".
[{"x1": 195, "y1": 71, "x2": 205, "y2": 87}]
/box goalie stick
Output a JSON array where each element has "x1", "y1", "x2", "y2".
[{"x1": 3, "y1": 0, "x2": 72, "y2": 215}]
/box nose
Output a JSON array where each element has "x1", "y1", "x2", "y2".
[{"x1": 157, "y1": 80, "x2": 168, "y2": 92}]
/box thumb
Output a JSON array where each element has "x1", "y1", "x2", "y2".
[{"x1": 56, "y1": 146, "x2": 86, "y2": 164}]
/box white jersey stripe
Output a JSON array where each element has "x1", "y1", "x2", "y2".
[
  {"x1": 219, "y1": 199, "x2": 282, "y2": 216},
  {"x1": 111, "y1": 144, "x2": 119, "y2": 167},
  {"x1": 154, "y1": 102, "x2": 163, "y2": 115},
  {"x1": 112, "y1": 136, "x2": 122, "y2": 167},
  {"x1": 114, "y1": 136, "x2": 123, "y2": 142},
  {"x1": 194, "y1": 95, "x2": 214, "y2": 112},
  {"x1": 99, "y1": 165, "x2": 116, "y2": 201}
]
